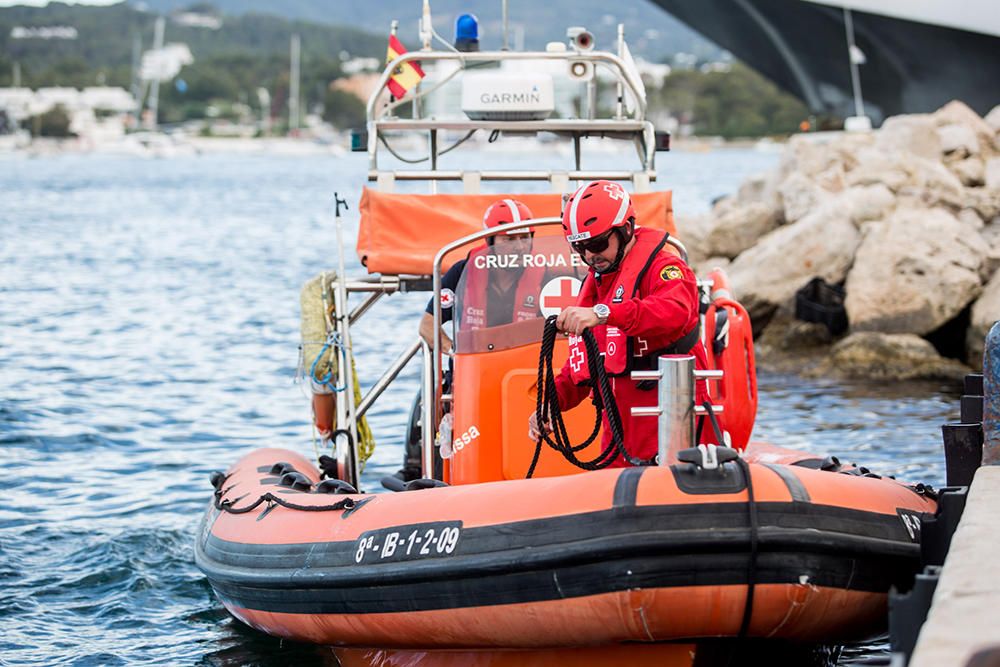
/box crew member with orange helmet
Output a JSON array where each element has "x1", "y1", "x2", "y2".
[
  {"x1": 418, "y1": 199, "x2": 539, "y2": 351},
  {"x1": 528, "y1": 180, "x2": 709, "y2": 466},
  {"x1": 390, "y1": 199, "x2": 541, "y2": 486}
]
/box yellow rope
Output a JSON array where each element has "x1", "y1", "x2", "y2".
[{"x1": 301, "y1": 272, "x2": 377, "y2": 468}]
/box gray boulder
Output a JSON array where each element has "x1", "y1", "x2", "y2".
[
  {"x1": 728, "y1": 204, "x2": 859, "y2": 320},
  {"x1": 986, "y1": 105, "x2": 1000, "y2": 134},
  {"x1": 966, "y1": 187, "x2": 1000, "y2": 222},
  {"x1": 932, "y1": 100, "x2": 998, "y2": 156},
  {"x1": 957, "y1": 208, "x2": 985, "y2": 231},
  {"x1": 702, "y1": 198, "x2": 781, "y2": 259},
  {"x1": 981, "y1": 218, "x2": 1000, "y2": 279},
  {"x1": 810, "y1": 332, "x2": 968, "y2": 381},
  {"x1": 845, "y1": 207, "x2": 985, "y2": 335},
  {"x1": 898, "y1": 157, "x2": 966, "y2": 210},
  {"x1": 986, "y1": 158, "x2": 1000, "y2": 190},
  {"x1": 674, "y1": 213, "x2": 711, "y2": 265},
  {"x1": 937, "y1": 123, "x2": 980, "y2": 160},
  {"x1": 846, "y1": 148, "x2": 913, "y2": 192},
  {"x1": 876, "y1": 114, "x2": 941, "y2": 160},
  {"x1": 779, "y1": 171, "x2": 832, "y2": 223},
  {"x1": 836, "y1": 183, "x2": 896, "y2": 226},
  {"x1": 949, "y1": 157, "x2": 985, "y2": 187}
]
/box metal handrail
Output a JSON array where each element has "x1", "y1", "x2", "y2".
[
  {"x1": 368, "y1": 169, "x2": 657, "y2": 183},
  {"x1": 366, "y1": 50, "x2": 648, "y2": 126},
  {"x1": 365, "y1": 50, "x2": 655, "y2": 176}
]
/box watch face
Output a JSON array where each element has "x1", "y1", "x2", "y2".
[{"x1": 594, "y1": 304, "x2": 610, "y2": 318}]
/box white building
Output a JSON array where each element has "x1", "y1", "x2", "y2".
[{"x1": 0, "y1": 86, "x2": 137, "y2": 141}]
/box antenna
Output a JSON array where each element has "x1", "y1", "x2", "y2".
[
  {"x1": 289, "y1": 33, "x2": 301, "y2": 134},
  {"x1": 419, "y1": 0, "x2": 433, "y2": 50},
  {"x1": 501, "y1": 0, "x2": 509, "y2": 51}
]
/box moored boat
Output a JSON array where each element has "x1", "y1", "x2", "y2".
[
  {"x1": 195, "y1": 5, "x2": 942, "y2": 656},
  {"x1": 197, "y1": 444, "x2": 935, "y2": 648}
]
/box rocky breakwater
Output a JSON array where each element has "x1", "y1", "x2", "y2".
[{"x1": 679, "y1": 101, "x2": 1000, "y2": 381}]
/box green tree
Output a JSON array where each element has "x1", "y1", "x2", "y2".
[
  {"x1": 323, "y1": 88, "x2": 365, "y2": 129},
  {"x1": 651, "y1": 62, "x2": 810, "y2": 138},
  {"x1": 30, "y1": 105, "x2": 74, "y2": 137}
]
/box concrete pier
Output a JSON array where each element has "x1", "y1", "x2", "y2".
[
  {"x1": 910, "y1": 323, "x2": 1000, "y2": 667},
  {"x1": 909, "y1": 466, "x2": 1000, "y2": 667}
]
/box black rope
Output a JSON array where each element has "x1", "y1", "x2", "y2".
[
  {"x1": 214, "y1": 488, "x2": 356, "y2": 514},
  {"x1": 527, "y1": 316, "x2": 650, "y2": 478},
  {"x1": 735, "y1": 456, "x2": 758, "y2": 641},
  {"x1": 695, "y1": 401, "x2": 726, "y2": 445}
]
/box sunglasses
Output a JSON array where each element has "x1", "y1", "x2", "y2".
[{"x1": 571, "y1": 231, "x2": 613, "y2": 254}]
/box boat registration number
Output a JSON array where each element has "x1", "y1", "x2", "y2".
[{"x1": 355, "y1": 521, "x2": 462, "y2": 563}]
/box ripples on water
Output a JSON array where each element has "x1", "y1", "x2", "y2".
[{"x1": 0, "y1": 149, "x2": 958, "y2": 665}]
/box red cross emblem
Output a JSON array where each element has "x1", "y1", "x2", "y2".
[
  {"x1": 539, "y1": 277, "x2": 582, "y2": 318},
  {"x1": 569, "y1": 344, "x2": 585, "y2": 373},
  {"x1": 634, "y1": 337, "x2": 648, "y2": 356}
]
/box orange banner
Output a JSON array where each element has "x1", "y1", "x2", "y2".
[{"x1": 357, "y1": 188, "x2": 675, "y2": 276}]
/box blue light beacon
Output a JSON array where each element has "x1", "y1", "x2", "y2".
[{"x1": 455, "y1": 13, "x2": 479, "y2": 52}]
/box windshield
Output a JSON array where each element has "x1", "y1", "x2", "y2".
[{"x1": 453, "y1": 234, "x2": 588, "y2": 353}]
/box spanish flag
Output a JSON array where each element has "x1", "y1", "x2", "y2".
[{"x1": 386, "y1": 34, "x2": 425, "y2": 99}]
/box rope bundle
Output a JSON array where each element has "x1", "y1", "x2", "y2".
[{"x1": 527, "y1": 316, "x2": 650, "y2": 478}]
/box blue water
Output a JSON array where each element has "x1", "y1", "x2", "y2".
[{"x1": 0, "y1": 148, "x2": 958, "y2": 665}]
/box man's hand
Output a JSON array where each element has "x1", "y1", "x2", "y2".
[
  {"x1": 528, "y1": 411, "x2": 553, "y2": 442},
  {"x1": 556, "y1": 306, "x2": 601, "y2": 336}
]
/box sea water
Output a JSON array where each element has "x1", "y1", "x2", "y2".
[{"x1": 0, "y1": 148, "x2": 956, "y2": 665}]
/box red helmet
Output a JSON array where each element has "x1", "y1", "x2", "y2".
[
  {"x1": 562, "y1": 180, "x2": 635, "y2": 242},
  {"x1": 483, "y1": 199, "x2": 534, "y2": 235}
]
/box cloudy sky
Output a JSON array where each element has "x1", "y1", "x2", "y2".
[{"x1": 0, "y1": 1, "x2": 122, "y2": 5}]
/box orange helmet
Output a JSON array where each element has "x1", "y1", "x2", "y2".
[
  {"x1": 483, "y1": 199, "x2": 534, "y2": 235},
  {"x1": 561, "y1": 180, "x2": 635, "y2": 242}
]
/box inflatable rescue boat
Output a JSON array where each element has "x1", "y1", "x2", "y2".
[
  {"x1": 196, "y1": 18, "x2": 942, "y2": 657},
  {"x1": 197, "y1": 443, "x2": 935, "y2": 648}
]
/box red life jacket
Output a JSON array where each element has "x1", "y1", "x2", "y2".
[
  {"x1": 460, "y1": 245, "x2": 546, "y2": 328},
  {"x1": 567, "y1": 229, "x2": 699, "y2": 384}
]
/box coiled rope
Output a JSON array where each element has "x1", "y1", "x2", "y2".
[
  {"x1": 527, "y1": 316, "x2": 651, "y2": 478},
  {"x1": 212, "y1": 479, "x2": 356, "y2": 514}
]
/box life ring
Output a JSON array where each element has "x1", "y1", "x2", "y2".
[{"x1": 703, "y1": 269, "x2": 757, "y2": 449}]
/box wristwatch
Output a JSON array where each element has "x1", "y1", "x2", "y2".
[{"x1": 592, "y1": 303, "x2": 611, "y2": 324}]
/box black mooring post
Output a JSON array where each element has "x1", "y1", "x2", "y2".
[
  {"x1": 961, "y1": 392, "x2": 984, "y2": 424},
  {"x1": 941, "y1": 423, "x2": 983, "y2": 487},
  {"x1": 889, "y1": 566, "x2": 942, "y2": 660},
  {"x1": 964, "y1": 373, "x2": 983, "y2": 397}
]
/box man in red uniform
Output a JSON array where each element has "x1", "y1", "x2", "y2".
[{"x1": 528, "y1": 180, "x2": 708, "y2": 465}]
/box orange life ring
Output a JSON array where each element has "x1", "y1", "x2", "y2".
[{"x1": 703, "y1": 270, "x2": 757, "y2": 449}]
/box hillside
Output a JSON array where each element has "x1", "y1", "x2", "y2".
[
  {"x1": 126, "y1": 0, "x2": 721, "y2": 60},
  {"x1": 0, "y1": 2, "x2": 807, "y2": 136},
  {"x1": 0, "y1": 3, "x2": 384, "y2": 87}
]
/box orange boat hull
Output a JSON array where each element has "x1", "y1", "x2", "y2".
[{"x1": 196, "y1": 446, "x2": 935, "y2": 648}]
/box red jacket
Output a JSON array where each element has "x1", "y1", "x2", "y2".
[{"x1": 554, "y1": 227, "x2": 709, "y2": 466}]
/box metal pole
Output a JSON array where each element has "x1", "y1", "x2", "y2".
[
  {"x1": 657, "y1": 355, "x2": 695, "y2": 465},
  {"x1": 356, "y1": 338, "x2": 421, "y2": 419},
  {"x1": 334, "y1": 199, "x2": 360, "y2": 490},
  {"x1": 147, "y1": 16, "x2": 165, "y2": 130},
  {"x1": 984, "y1": 321, "x2": 1000, "y2": 465},
  {"x1": 843, "y1": 9, "x2": 865, "y2": 119},
  {"x1": 130, "y1": 34, "x2": 141, "y2": 126},
  {"x1": 289, "y1": 33, "x2": 301, "y2": 133},
  {"x1": 421, "y1": 340, "x2": 436, "y2": 477},
  {"x1": 615, "y1": 24, "x2": 624, "y2": 120},
  {"x1": 501, "y1": 0, "x2": 509, "y2": 51}
]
